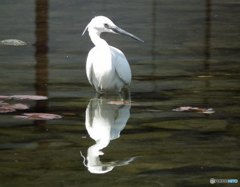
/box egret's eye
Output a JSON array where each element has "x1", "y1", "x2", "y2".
[{"x1": 104, "y1": 23, "x2": 110, "y2": 29}]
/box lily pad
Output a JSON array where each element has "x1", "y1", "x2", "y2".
[
  {"x1": 107, "y1": 100, "x2": 131, "y2": 105},
  {"x1": 0, "y1": 95, "x2": 11, "y2": 100},
  {"x1": 11, "y1": 95, "x2": 48, "y2": 100},
  {"x1": 14, "y1": 113, "x2": 62, "y2": 120},
  {"x1": 12, "y1": 103, "x2": 29, "y2": 110},
  {"x1": 0, "y1": 102, "x2": 29, "y2": 113},
  {"x1": 0, "y1": 104, "x2": 16, "y2": 113},
  {"x1": 0, "y1": 39, "x2": 27, "y2": 46},
  {"x1": 172, "y1": 106, "x2": 215, "y2": 114}
]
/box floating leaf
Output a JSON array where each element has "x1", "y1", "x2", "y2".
[
  {"x1": 0, "y1": 95, "x2": 11, "y2": 100},
  {"x1": 173, "y1": 106, "x2": 215, "y2": 114},
  {"x1": 0, "y1": 102, "x2": 29, "y2": 113},
  {"x1": 198, "y1": 75, "x2": 213, "y2": 78},
  {"x1": 14, "y1": 113, "x2": 62, "y2": 120},
  {"x1": 107, "y1": 100, "x2": 131, "y2": 105},
  {"x1": 12, "y1": 103, "x2": 29, "y2": 110},
  {"x1": 108, "y1": 101, "x2": 125, "y2": 105},
  {"x1": 0, "y1": 39, "x2": 27, "y2": 46},
  {"x1": 11, "y1": 95, "x2": 48, "y2": 101},
  {"x1": 0, "y1": 105, "x2": 16, "y2": 113}
]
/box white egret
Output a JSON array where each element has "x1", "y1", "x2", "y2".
[{"x1": 82, "y1": 16, "x2": 143, "y2": 94}]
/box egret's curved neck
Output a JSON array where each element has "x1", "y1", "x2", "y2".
[{"x1": 88, "y1": 28, "x2": 108, "y2": 47}]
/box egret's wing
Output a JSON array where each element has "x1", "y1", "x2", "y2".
[
  {"x1": 86, "y1": 48, "x2": 95, "y2": 86},
  {"x1": 111, "y1": 47, "x2": 132, "y2": 85}
]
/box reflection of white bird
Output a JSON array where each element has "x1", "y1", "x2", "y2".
[
  {"x1": 82, "y1": 97, "x2": 135, "y2": 174},
  {"x1": 82, "y1": 16, "x2": 143, "y2": 94}
]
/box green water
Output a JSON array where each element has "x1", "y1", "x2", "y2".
[{"x1": 0, "y1": 0, "x2": 239, "y2": 186}]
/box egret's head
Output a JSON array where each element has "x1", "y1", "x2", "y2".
[
  {"x1": 82, "y1": 16, "x2": 144, "y2": 43},
  {"x1": 82, "y1": 16, "x2": 116, "y2": 35}
]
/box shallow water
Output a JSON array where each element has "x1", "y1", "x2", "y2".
[{"x1": 0, "y1": 0, "x2": 240, "y2": 186}]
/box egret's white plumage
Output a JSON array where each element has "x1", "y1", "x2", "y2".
[{"x1": 82, "y1": 16, "x2": 143, "y2": 93}]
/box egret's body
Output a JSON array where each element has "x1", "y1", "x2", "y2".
[
  {"x1": 86, "y1": 44, "x2": 131, "y2": 93},
  {"x1": 82, "y1": 16, "x2": 143, "y2": 93}
]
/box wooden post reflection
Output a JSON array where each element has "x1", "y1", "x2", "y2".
[
  {"x1": 151, "y1": 0, "x2": 157, "y2": 61},
  {"x1": 34, "y1": 0, "x2": 49, "y2": 126},
  {"x1": 203, "y1": 0, "x2": 212, "y2": 105},
  {"x1": 150, "y1": 0, "x2": 158, "y2": 92},
  {"x1": 204, "y1": 0, "x2": 211, "y2": 70}
]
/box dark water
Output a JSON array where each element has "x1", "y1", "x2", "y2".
[{"x1": 0, "y1": 0, "x2": 240, "y2": 186}]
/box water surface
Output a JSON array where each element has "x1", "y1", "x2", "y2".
[{"x1": 0, "y1": 0, "x2": 239, "y2": 186}]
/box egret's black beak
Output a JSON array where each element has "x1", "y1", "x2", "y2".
[{"x1": 111, "y1": 26, "x2": 144, "y2": 43}]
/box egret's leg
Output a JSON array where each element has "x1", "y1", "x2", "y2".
[
  {"x1": 120, "y1": 87, "x2": 131, "y2": 101},
  {"x1": 95, "y1": 91, "x2": 104, "y2": 99}
]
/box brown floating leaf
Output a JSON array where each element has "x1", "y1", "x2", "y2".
[
  {"x1": 0, "y1": 102, "x2": 29, "y2": 113},
  {"x1": 0, "y1": 95, "x2": 11, "y2": 100},
  {"x1": 107, "y1": 100, "x2": 131, "y2": 105},
  {"x1": 173, "y1": 106, "x2": 215, "y2": 114},
  {"x1": 14, "y1": 113, "x2": 62, "y2": 120},
  {"x1": 11, "y1": 95, "x2": 48, "y2": 101},
  {"x1": 12, "y1": 103, "x2": 29, "y2": 110},
  {"x1": 0, "y1": 105, "x2": 16, "y2": 113}
]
